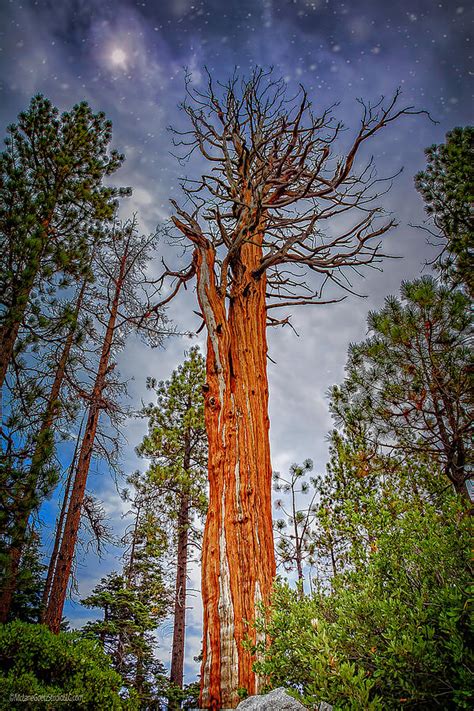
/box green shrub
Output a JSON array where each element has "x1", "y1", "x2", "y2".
[
  {"x1": 253, "y1": 497, "x2": 473, "y2": 709},
  {"x1": 0, "y1": 621, "x2": 138, "y2": 710}
]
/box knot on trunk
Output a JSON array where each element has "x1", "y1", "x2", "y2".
[{"x1": 207, "y1": 395, "x2": 220, "y2": 410}]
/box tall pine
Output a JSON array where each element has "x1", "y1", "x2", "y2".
[
  {"x1": 138, "y1": 346, "x2": 207, "y2": 701},
  {"x1": 0, "y1": 95, "x2": 129, "y2": 388}
]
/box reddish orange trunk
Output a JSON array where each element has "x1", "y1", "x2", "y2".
[
  {"x1": 40, "y1": 434, "x2": 78, "y2": 619},
  {"x1": 43, "y1": 261, "x2": 124, "y2": 634},
  {"x1": 0, "y1": 318, "x2": 22, "y2": 390},
  {"x1": 197, "y1": 237, "x2": 276, "y2": 709}
]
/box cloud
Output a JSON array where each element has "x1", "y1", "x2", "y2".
[{"x1": 1, "y1": 0, "x2": 471, "y2": 686}]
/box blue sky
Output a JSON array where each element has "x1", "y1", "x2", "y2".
[{"x1": 0, "y1": 0, "x2": 471, "y2": 683}]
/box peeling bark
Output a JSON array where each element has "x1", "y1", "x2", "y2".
[
  {"x1": 167, "y1": 75, "x2": 416, "y2": 709},
  {"x1": 197, "y1": 237, "x2": 276, "y2": 709}
]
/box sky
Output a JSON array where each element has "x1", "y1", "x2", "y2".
[{"x1": 0, "y1": 0, "x2": 472, "y2": 684}]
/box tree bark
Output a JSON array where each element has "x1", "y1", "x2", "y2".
[
  {"x1": 170, "y1": 490, "x2": 190, "y2": 694},
  {"x1": 0, "y1": 319, "x2": 23, "y2": 392},
  {"x1": 40, "y1": 427, "x2": 82, "y2": 619},
  {"x1": 196, "y1": 236, "x2": 276, "y2": 709},
  {"x1": 0, "y1": 279, "x2": 88, "y2": 623},
  {"x1": 167, "y1": 79, "x2": 419, "y2": 707},
  {"x1": 43, "y1": 259, "x2": 125, "y2": 633}
]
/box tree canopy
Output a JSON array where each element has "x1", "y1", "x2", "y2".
[
  {"x1": 330, "y1": 276, "x2": 473, "y2": 498},
  {"x1": 415, "y1": 126, "x2": 473, "y2": 294}
]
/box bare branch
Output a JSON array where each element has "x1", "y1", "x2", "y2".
[{"x1": 167, "y1": 69, "x2": 428, "y2": 310}]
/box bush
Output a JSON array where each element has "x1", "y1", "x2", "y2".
[
  {"x1": 0, "y1": 621, "x2": 138, "y2": 710},
  {"x1": 253, "y1": 496, "x2": 473, "y2": 709}
]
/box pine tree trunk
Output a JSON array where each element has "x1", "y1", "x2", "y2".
[
  {"x1": 0, "y1": 280, "x2": 36, "y2": 388},
  {"x1": 0, "y1": 319, "x2": 23, "y2": 391},
  {"x1": 43, "y1": 394, "x2": 101, "y2": 633},
  {"x1": 292, "y1": 486, "x2": 304, "y2": 598},
  {"x1": 169, "y1": 490, "x2": 190, "y2": 694},
  {"x1": 195, "y1": 237, "x2": 276, "y2": 709},
  {"x1": 330, "y1": 541, "x2": 338, "y2": 578},
  {"x1": 41, "y1": 431, "x2": 81, "y2": 619},
  {"x1": 43, "y1": 261, "x2": 125, "y2": 633},
  {"x1": 296, "y1": 547, "x2": 304, "y2": 599},
  {"x1": 447, "y1": 442, "x2": 471, "y2": 502},
  {"x1": 0, "y1": 222, "x2": 52, "y2": 390},
  {"x1": 0, "y1": 280, "x2": 87, "y2": 623}
]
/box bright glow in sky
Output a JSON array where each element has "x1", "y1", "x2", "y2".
[{"x1": 109, "y1": 46, "x2": 127, "y2": 68}]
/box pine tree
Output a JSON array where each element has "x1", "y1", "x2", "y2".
[
  {"x1": 137, "y1": 346, "x2": 207, "y2": 702},
  {"x1": 253, "y1": 490, "x2": 472, "y2": 709},
  {"x1": 6, "y1": 526, "x2": 45, "y2": 623},
  {"x1": 273, "y1": 460, "x2": 318, "y2": 597},
  {"x1": 0, "y1": 276, "x2": 91, "y2": 621},
  {"x1": 43, "y1": 221, "x2": 168, "y2": 632},
  {"x1": 314, "y1": 426, "x2": 436, "y2": 582},
  {"x1": 0, "y1": 95, "x2": 130, "y2": 621},
  {"x1": 415, "y1": 126, "x2": 473, "y2": 295},
  {"x1": 330, "y1": 276, "x2": 473, "y2": 500},
  {"x1": 0, "y1": 94, "x2": 130, "y2": 389},
  {"x1": 82, "y1": 471, "x2": 171, "y2": 709}
]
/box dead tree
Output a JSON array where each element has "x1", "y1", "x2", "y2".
[
  {"x1": 40, "y1": 421, "x2": 83, "y2": 619},
  {"x1": 0, "y1": 277, "x2": 90, "y2": 623},
  {"x1": 43, "y1": 220, "x2": 166, "y2": 633},
  {"x1": 158, "y1": 69, "x2": 424, "y2": 709}
]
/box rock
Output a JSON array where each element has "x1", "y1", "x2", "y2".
[
  {"x1": 188, "y1": 688, "x2": 332, "y2": 711},
  {"x1": 235, "y1": 687, "x2": 308, "y2": 710}
]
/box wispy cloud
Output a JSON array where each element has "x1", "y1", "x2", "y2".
[{"x1": 1, "y1": 0, "x2": 471, "y2": 684}]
